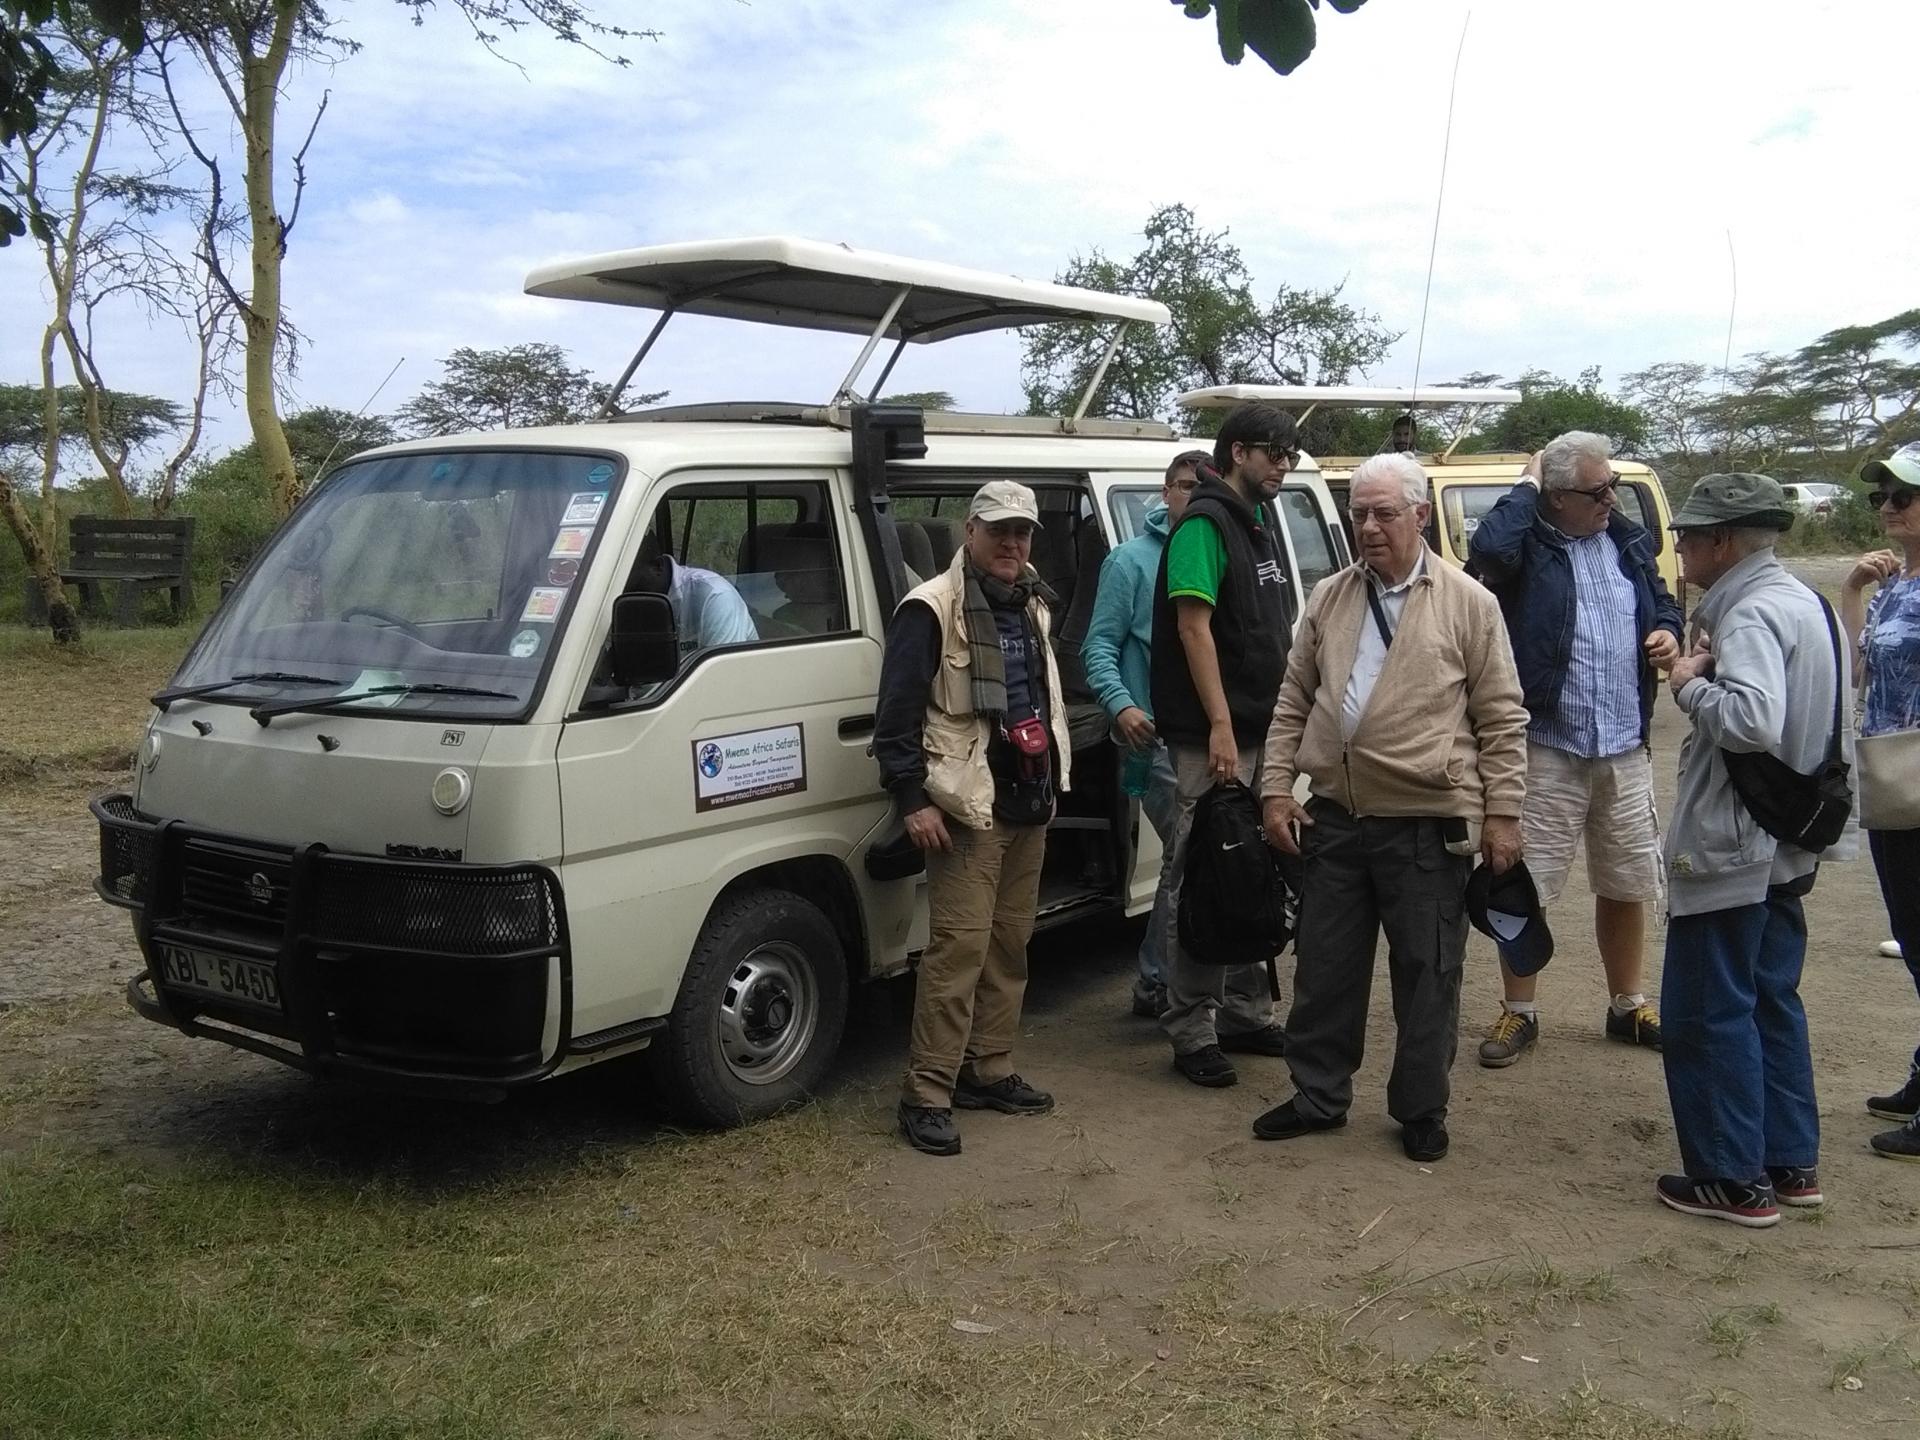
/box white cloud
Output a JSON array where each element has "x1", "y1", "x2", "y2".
[{"x1": 4, "y1": 0, "x2": 1918, "y2": 462}]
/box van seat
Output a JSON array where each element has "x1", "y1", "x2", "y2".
[
  {"x1": 759, "y1": 524, "x2": 844, "y2": 635},
  {"x1": 895, "y1": 521, "x2": 937, "y2": 585}
]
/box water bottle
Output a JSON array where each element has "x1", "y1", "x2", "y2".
[{"x1": 1121, "y1": 745, "x2": 1152, "y2": 798}]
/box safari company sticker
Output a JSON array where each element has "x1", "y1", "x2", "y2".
[
  {"x1": 520, "y1": 587, "x2": 566, "y2": 622},
  {"x1": 546, "y1": 556, "x2": 580, "y2": 587},
  {"x1": 692, "y1": 724, "x2": 808, "y2": 813},
  {"x1": 561, "y1": 492, "x2": 606, "y2": 525},
  {"x1": 549, "y1": 526, "x2": 592, "y2": 558},
  {"x1": 509, "y1": 628, "x2": 543, "y2": 659}
]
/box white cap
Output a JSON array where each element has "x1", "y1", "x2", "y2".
[{"x1": 967, "y1": 479, "x2": 1041, "y2": 525}]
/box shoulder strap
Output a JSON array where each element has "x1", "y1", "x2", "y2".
[
  {"x1": 1817, "y1": 593, "x2": 1844, "y2": 765},
  {"x1": 1365, "y1": 581, "x2": 1396, "y2": 650}
]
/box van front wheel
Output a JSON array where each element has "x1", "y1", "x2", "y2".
[{"x1": 648, "y1": 887, "x2": 850, "y2": 1127}]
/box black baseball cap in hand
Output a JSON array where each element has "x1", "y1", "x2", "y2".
[{"x1": 1466, "y1": 857, "x2": 1554, "y2": 976}]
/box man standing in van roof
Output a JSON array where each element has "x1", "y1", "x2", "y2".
[
  {"x1": 874, "y1": 479, "x2": 1071, "y2": 1157},
  {"x1": 1465, "y1": 432, "x2": 1683, "y2": 1069},
  {"x1": 1149, "y1": 403, "x2": 1297, "y2": 1087},
  {"x1": 1082, "y1": 449, "x2": 1210, "y2": 1019}
]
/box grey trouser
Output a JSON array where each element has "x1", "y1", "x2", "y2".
[
  {"x1": 1159, "y1": 740, "x2": 1276, "y2": 1053},
  {"x1": 1285, "y1": 800, "x2": 1471, "y2": 1125}
]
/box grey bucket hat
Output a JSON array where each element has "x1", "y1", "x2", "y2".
[
  {"x1": 1669, "y1": 472, "x2": 1795, "y2": 532},
  {"x1": 1860, "y1": 441, "x2": 1920, "y2": 492}
]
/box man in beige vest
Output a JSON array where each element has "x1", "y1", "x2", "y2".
[
  {"x1": 1258, "y1": 453, "x2": 1529, "y2": 1162},
  {"x1": 873, "y1": 480, "x2": 1071, "y2": 1156}
]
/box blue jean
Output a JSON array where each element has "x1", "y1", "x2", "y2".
[
  {"x1": 1662, "y1": 894, "x2": 1819, "y2": 1180},
  {"x1": 1134, "y1": 742, "x2": 1177, "y2": 994},
  {"x1": 1868, "y1": 828, "x2": 1920, "y2": 1073}
]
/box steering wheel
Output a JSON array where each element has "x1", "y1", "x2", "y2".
[{"x1": 341, "y1": 606, "x2": 430, "y2": 643}]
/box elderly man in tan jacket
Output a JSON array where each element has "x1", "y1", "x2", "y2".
[{"x1": 1257, "y1": 453, "x2": 1530, "y2": 1162}]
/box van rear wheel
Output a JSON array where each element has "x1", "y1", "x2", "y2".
[{"x1": 648, "y1": 887, "x2": 849, "y2": 1127}]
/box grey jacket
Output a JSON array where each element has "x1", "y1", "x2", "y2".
[{"x1": 1665, "y1": 549, "x2": 1853, "y2": 916}]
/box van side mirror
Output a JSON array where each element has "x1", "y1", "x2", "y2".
[{"x1": 609, "y1": 593, "x2": 680, "y2": 686}]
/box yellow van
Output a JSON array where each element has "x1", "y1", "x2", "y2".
[{"x1": 1175, "y1": 386, "x2": 1686, "y2": 607}]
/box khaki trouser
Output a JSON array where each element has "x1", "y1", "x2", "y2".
[{"x1": 901, "y1": 819, "x2": 1048, "y2": 1108}]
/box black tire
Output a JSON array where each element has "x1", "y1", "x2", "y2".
[{"x1": 647, "y1": 887, "x2": 850, "y2": 1127}]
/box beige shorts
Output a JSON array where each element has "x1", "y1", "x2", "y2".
[{"x1": 1521, "y1": 742, "x2": 1664, "y2": 906}]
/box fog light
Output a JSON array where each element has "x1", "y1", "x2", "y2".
[{"x1": 431, "y1": 767, "x2": 472, "y2": 816}]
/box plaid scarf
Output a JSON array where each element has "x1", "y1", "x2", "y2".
[{"x1": 960, "y1": 556, "x2": 1055, "y2": 719}]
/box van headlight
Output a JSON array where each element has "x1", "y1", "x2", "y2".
[{"x1": 431, "y1": 767, "x2": 472, "y2": 816}]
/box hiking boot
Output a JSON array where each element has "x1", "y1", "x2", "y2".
[
  {"x1": 953, "y1": 1073, "x2": 1054, "y2": 1116},
  {"x1": 1251, "y1": 1098, "x2": 1348, "y2": 1141},
  {"x1": 897, "y1": 1103, "x2": 962, "y2": 1156},
  {"x1": 1869, "y1": 1119, "x2": 1920, "y2": 1164},
  {"x1": 1765, "y1": 1166, "x2": 1823, "y2": 1207},
  {"x1": 1478, "y1": 1009, "x2": 1539, "y2": 1068},
  {"x1": 1654, "y1": 1174, "x2": 1780, "y2": 1228},
  {"x1": 1605, "y1": 1003, "x2": 1663, "y2": 1050},
  {"x1": 1130, "y1": 982, "x2": 1168, "y2": 1019},
  {"x1": 1402, "y1": 1117, "x2": 1450, "y2": 1162},
  {"x1": 1218, "y1": 1024, "x2": 1288, "y2": 1057},
  {"x1": 1867, "y1": 1072, "x2": 1920, "y2": 1123},
  {"x1": 1173, "y1": 1044, "x2": 1238, "y2": 1088}
]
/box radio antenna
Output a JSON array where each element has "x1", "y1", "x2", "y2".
[
  {"x1": 1718, "y1": 230, "x2": 1738, "y2": 461},
  {"x1": 312, "y1": 356, "x2": 406, "y2": 486},
  {"x1": 1409, "y1": 11, "x2": 1472, "y2": 404}
]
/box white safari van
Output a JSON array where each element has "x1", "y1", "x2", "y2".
[{"x1": 94, "y1": 238, "x2": 1350, "y2": 1125}]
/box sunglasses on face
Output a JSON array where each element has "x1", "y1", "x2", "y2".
[
  {"x1": 1245, "y1": 442, "x2": 1301, "y2": 466},
  {"x1": 1567, "y1": 474, "x2": 1622, "y2": 502},
  {"x1": 1870, "y1": 488, "x2": 1918, "y2": 512}
]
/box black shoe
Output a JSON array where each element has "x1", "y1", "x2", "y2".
[
  {"x1": 1765, "y1": 1165, "x2": 1823, "y2": 1206},
  {"x1": 953, "y1": 1073, "x2": 1054, "y2": 1115},
  {"x1": 1867, "y1": 1072, "x2": 1920, "y2": 1123},
  {"x1": 898, "y1": 1102, "x2": 962, "y2": 1156},
  {"x1": 1251, "y1": 1098, "x2": 1347, "y2": 1141},
  {"x1": 1218, "y1": 1024, "x2": 1287, "y2": 1057},
  {"x1": 1655, "y1": 1173, "x2": 1779, "y2": 1227},
  {"x1": 1605, "y1": 1003, "x2": 1663, "y2": 1051},
  {"x1": 1402, "y1": 1117, "x2": 1450, "y2": 1162},
  {"x1": 1870, "y1": 1119, "x2": 1920, "y2": 1163},
  {"x1": 1173, "y1": 1044, "x2": 1238, "y2": 1088},
  {"x1": 1130, "y1": 982, "x2": 1168, "y2": 1019}
]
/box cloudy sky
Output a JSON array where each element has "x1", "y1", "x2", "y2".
[{"x1": 5, "y1": 0, "x2": 1915, "y2": 457}]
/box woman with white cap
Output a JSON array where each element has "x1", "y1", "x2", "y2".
[{"x1": 1843, "y1": 441, "x2": 1920, "y2": 1162}]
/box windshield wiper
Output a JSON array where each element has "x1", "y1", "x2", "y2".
[
  {"x1": 249, "y1": 682, "x2": 521, "y2": 726},
  {"x1": 153, "y1": 671, "x2": 348, "y2": 710}
]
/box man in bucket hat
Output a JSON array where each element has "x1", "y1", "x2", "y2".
[{"x1": 1655, "y1": 473, "x2": 1849, "y2": 1225}]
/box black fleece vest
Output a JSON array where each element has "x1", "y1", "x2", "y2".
[{"x1": 1148, "y1": 478, "x2": 1291, "y2": 747}]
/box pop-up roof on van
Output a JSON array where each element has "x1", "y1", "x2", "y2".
[
  {"x1": 525, "y1": 236, "x2": 1171, "y2": 426},
  {"x1": 1175, "y1": 384, "x2": 1523, "y2": 462}
]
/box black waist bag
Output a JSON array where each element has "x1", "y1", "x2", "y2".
[
  {"x1": 1721, "y1": 594, "x2": 1852, "y2": 855},
  {"x1": 1178, "y1": 780, "x2": 1300, "y2": 967}
]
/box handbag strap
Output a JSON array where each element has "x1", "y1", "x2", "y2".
[{"x1": 1816, "y1": 592, "x2": 1844, "y2": 766}]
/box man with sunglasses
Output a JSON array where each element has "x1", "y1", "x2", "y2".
[
  {"x1": 1147, "y1": 403, "x2": 1298, "y2": 1086},
  {"x1": 1467, "y1": 431, "x2": 1683, "y2": 1069}
]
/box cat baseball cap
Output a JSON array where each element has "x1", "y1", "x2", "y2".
[
  {"x1": 1466, "y1": 857, "x2": 1554, "y2": 977},
  {"x1": 968, "y1": 479, "x2": 1041, "y2": 525}
]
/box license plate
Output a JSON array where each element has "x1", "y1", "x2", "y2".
[{"x1": 158, "y1": 944, "x2": 282, "y2": 1012}]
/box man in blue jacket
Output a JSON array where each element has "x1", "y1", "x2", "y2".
[
  {"x1": 1467, "y1": 431, "x2": 1684, "y2": 1066},
  {"x1": 1082, "y1": 449, "x2": 1209, "y2": 1017}
]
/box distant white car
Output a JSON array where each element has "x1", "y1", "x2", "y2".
[{"x1": 1781, "y1": 482, "x2": 1848, "y2": 517}]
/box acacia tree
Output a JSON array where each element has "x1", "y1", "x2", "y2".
[
  {"x1": 149, "y1": 1, "x2": 656, "y2": 517},
  {"x1": 1021, "y1": 203, "x2": 1400, "y2": 425},
  {"x1": 397, "y1": 343, "x2": 662, "y2": 436}
]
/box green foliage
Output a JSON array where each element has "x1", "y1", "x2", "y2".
[
  {"x1": 1174, "y1": 0, "x2": 1369, "y2": 77},
  {"x1": 396, "y1": 343, "x2": 645, "y2": 435},
  {"x1": 0, "y1": 381, "x2": 185, "y2": 462},
  {"x1": 1021, "y1": 203, "x2": 1400, "y2": 424},
  {"x1": 1471, "y1": 367, "x2": 1647, "y2": 454},
  {"x1": 877, "y1": 389, "x2": 957, "y2": 411}
]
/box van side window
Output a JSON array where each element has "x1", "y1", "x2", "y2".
[
  {"x1": 1439, "y1": 484, "x2": 1509, "y2": 559},
  {"x1": 1619, "y1": 482, "x2": 1666, "y2": 553},
  {"x1": 654, "y1": 481, "x2": 849, "y2": 644},
  {"x1": 1275, "y1": 488, "x2": 1339, "y2": 600}
]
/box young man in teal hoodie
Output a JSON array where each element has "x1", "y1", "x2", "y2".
[{"x1": 1082, "y1": 451, "x2": 1208, "y2": 1017}]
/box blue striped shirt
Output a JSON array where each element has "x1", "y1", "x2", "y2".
[{"x1": 1529, "y1": 529, "x2": 1642, "y2": 758}]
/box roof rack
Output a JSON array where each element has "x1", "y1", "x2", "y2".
[
  {"x1": 603, "y1": 400, "x2": 1177, "y2": 442},
  {"x1": 525, "y1": 236, "x2": 1172, "y2": 429},
  {"x1": 1176, "y1": 384, "x2": 1523, "y2": 462}
]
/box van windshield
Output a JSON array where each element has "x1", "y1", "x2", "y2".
[{"x1": 171, "y1": 450, "x2": 623, "y2": 721}]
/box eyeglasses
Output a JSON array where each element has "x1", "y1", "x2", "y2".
[
  {"x1": 1567, "y1": 474, "x2": 1622, "y2": 502},
  {"x1": 1870, "y1": 488, "x2": 1918, "y2": 512},
  {"x1": 1246, "y1": 442, "x2": 1301, "y2": 465},
  {"x1": 1348, "y1": 504, "x2": 1412, "y2": 527},
  {"x1": 1167, "y1": 477, "x2": 1201, "y2": 493}
]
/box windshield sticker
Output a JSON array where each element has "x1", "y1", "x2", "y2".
[
  {"x1": 585, "y1": 461, "x2": 615, "y2": 487},
  {"x1": 546, "y1": 556, "x2": 580, "y2": 587},
  {"x1": 549, "y1": 526, "x2": 593, "y2": 559},
  {"x1": 520, "y1": 587, "x2": 567, "y2": 622},
  {"x1": 509, "y1": 628, "x2": 543, "y2": 659},
  {"x1": 562, "y1": 492, "x2": 606, "y2": 525},
  {"x1": 692, "y1": 723, "x2": 808, "y2": 813}
]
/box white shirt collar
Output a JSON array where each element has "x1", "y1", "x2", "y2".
[{"x1": 1366, "y1": 547, "x2": 1427, "y2": 596}]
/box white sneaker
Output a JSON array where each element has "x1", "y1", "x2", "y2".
[{"x1": 1881, "y1": 940, "x2": 1906, "y2": 960}]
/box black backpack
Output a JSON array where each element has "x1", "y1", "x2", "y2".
[
  {"x1": 1178, "y1": 780, "x2": 1300, "y2": 968},
  {"x1": 1720, "y1": 594, "x2": 1852, "y2": 855}
]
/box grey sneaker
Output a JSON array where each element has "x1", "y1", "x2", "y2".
[
  {"x1": 1869, "y1": 1119, "x2": 1920, "y2": 1164},
  {"x1": 1478, "y1": 1010, "x2": 1539, "y2": 1068}
]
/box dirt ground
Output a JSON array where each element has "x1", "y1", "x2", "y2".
[{"x1": 4, "y1": 556, "x2": 1917, "y2": 1437}]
